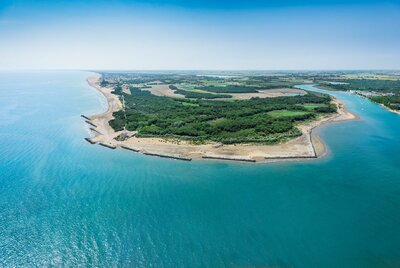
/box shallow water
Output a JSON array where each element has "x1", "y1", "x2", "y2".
[{"x1": 0, "y1": 71, "x2": 399, "y2": 267}]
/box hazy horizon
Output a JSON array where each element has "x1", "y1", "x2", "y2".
[{"x1": 1, "y1": 0, "x2": 400, "y2": 70}]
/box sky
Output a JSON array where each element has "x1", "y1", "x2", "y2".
[{"x1": 1, "y1": 0, "x2": 400, "y2": 70}]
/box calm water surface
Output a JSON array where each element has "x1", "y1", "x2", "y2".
[{"x1": 0, "y1": 72, "x2": 400, "y2": 267}]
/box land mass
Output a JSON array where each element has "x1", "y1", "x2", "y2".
[
  {"x1": 85, "y1": 72, "x2": 355, "y2": 162},
  {"x1": 315, "y1": 72, "x2": 400, "y2": 114}
]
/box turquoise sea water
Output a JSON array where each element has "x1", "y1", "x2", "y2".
[{"x1": 1, "y1": 71, "x2": 400, "y2": 267}]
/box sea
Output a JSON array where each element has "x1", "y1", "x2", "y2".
[{"x1": 0, "y1": 71, "x2": 399, "y2": 267}]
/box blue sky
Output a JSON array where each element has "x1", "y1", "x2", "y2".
[{"x1": 1, "y1": 0, "x2": 400, "y2": 70}]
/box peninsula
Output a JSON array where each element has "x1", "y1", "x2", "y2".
[{"x1": 84, "y1": 72, "x2": 355, "y2": 162}]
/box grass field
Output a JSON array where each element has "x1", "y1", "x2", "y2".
[
  {"x1": 267, "y1": 110, "x2": 311, "y2": 118},
  {"x1": 302, "y1": 104, "x2": 326, "y2": 110}
]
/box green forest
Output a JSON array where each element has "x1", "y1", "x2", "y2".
[
  {"x1": 321, "y1": 79, "x2": 400, "y2": 92},
  {"x1": 369, "y1": 95, "x2": 400, "y2": 110},
  {"x1": 109, "y1": 87, "x2": 336, "y2": 144}
]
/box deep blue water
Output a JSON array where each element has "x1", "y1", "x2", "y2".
[{"x1": 0, "y1": 71, "x2": 400, "y2": 267}]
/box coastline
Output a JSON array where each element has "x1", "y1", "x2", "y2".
[
  {"x1": 349, "y1": 91, "x2": 400, "y2": 116},
  {"x1": 378, "y1": 103, "x2": 400, "y2": 115},
  {"x1": 85, "y1": 74, "x2": 357, "y2": 163}
]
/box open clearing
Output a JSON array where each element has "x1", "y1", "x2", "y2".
[
  {"x1": 267, "y1": 110, "x2": 311, "y2": 118},
  {"x1": 142, "y1": 84, "x2": 306, "y2": 100},
  {"x1": 141, "y1": 84, "x2": 185, "y2": 98}
]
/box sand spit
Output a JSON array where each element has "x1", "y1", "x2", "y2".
[{"x1": 84, "y1": 74, "x2": 356, "y2": 163}]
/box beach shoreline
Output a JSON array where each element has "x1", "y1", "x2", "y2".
[
  {"x1": 378, "y1": 103, "x2": 400, "y2": 115},
  {"x1": 84, "y1": 73, "x2": 357, "y2": 163}
]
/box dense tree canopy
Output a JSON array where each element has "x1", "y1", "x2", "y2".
[{"x1": 109, "y1": 88, "x2": 334, "y2": 144}]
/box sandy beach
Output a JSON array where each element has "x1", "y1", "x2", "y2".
[{"x1": 85, "y1": 74, "x2": 356, "y2": 162}]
